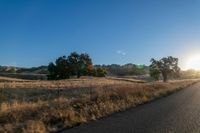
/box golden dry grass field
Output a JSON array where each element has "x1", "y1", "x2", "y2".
[{"x1": 0, "y1": 76, "x2": 199, "y2": 133}]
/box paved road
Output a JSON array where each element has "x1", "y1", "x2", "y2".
[{"x1": 63, "y1": 83, "x2": 200, "y2": 133}]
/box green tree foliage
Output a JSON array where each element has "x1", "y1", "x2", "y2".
[
  {"x1": 67, "y1": 52, "x2": 80, "y2": 77},
  {"x1": 95, "y1": 67, "x2": 107, "y2": 77},
  {"x1": 47, "y1": 62, "x2": 57, "y2": 80},
  {"x1": 48, "y1": 52, "x2": 94, "y2": 80},
  {"x1": 149, "y1": 61, "x2": 160, "y2": 81},
  {"x1": 55, "y1": 56, "x2": 71, "y2": 79},
  {"x1": 150, "y1": 56, "x2": 180, "y2": 82},
  {"x1": 68, "y1": 52, "x2": 93, "y2": 78},
  {"x1": 48, "y1": 56, "x2": 70, "y2": 80}
]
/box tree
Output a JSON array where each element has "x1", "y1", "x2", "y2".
[
  {"x1": 48, "y1": 52, "x2": 94, "y2": 80},
  {"x1": 68, "y1": 52, "x2": 92, "y2": 78},
  {"x1": 96, "y1": 67, "x2": 107, "y2": 77},
  {"x1": 55, "y1": 56, "x2": 70, "y2": 79},
  {"x1": 150, "y1": 56, "x2": 180, "y2": 82},
  {"x1": 48, "y1": 56, "x2": 70, "y2": 80},
  {"x1": 47, "y1": 62, "x2": 57, "y2": 80},
  {"x1": 67, "y1": 52, "x2": 79, "y2": 77},
  {"x1": 149, "y1": 60, "x2": 160, "y2": 81}
]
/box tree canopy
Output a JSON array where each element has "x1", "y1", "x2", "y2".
[
  {"x1": 149, "y1": 56, "x2": 180, "y2": 82},
  {"x1": 47, "y1": 52, "x2": 106, "y2": 80}
]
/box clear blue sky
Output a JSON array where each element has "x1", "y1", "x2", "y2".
[{"x1": 0, "y1": 0, "x2": 200, "y2": 68}]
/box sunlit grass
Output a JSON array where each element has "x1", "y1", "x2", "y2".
[{"x1": 0, "y1": 77, "x2": 199, "y2": 133}]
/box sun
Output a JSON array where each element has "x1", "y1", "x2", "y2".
[{"x1": 185, "y1": 54, "x2": 200, "y2": 70}]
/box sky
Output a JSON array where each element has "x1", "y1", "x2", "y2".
[{"x1": 0, "y1": 0, "x2": 200, "y2": 69}]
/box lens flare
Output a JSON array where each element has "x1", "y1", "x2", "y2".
[{"x1": 185, "y1": 54, "x2": 200, "y2": 70}]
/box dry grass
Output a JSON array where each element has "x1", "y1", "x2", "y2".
[
  {"x1": 0, "y1": 77, "x2": 199, "y2": 133},
  {"x1": 0, "y1": 77, "x2": 132, "y2": 89},
  {"x1": 0, "y1": 76, "x2": 29, "y2": 82}
]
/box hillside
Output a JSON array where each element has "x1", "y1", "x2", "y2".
[
  {"x1": 0, "y1": 64, "x2": 149, "y2": 77},
  {"x1": 0, "y1": 65, "x2": 48, "y2": 74}
]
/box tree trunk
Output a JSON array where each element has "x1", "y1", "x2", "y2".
[
  {"x1": 162, "y1": 72, "x2": 168, "y2": 82},
  {"x1": 77, "y1": 71, "x2": 81, "y2": 78}
]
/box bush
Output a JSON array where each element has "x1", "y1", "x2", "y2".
[{"x1": 96, "y1": 68, "x2": 107, "y2": 77}]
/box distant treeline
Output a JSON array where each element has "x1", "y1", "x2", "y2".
[
  {"x1": 95, "y1": 64, "x2": 149, "y2": 76},
  {"x1": 1, "y1": 54, "x2": 200, "y2": 80},
  {"x1": 180, "y1": 69, "x2": 200, "y2": 79},
  {"x1": 0, "y1": 64, "x2": 148, "y2": 77}
]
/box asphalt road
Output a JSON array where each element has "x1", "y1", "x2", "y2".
[{"x1": 63, "y1": 83, "x2": 200, "y2": 133}]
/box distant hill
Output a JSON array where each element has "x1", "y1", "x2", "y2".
[
  {"x1": 16, "y1": 66, "x2": 48, "y2": 74},
  {"x1": 0, "y1": 66, "x2": 48, "y2": 80},
  {"x1": 0, "y1": 64, "x2": 149, "y2": 80},
  {"x1": 0, "y1": 65, "x2": 48, "y2": 74},
  {"x1": 0, "y1": 64, "x2": 149, "y2": 76},
  {"x1": 95, "y1": 63, "x2": 149, "y2": 76},
  {"x1": 1, "y1": 64, "x2": 198, "y2": 80}
]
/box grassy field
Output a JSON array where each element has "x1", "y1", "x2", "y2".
[{"x1": 0, "y1": 77, "x2": 199, "y2": 133}]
